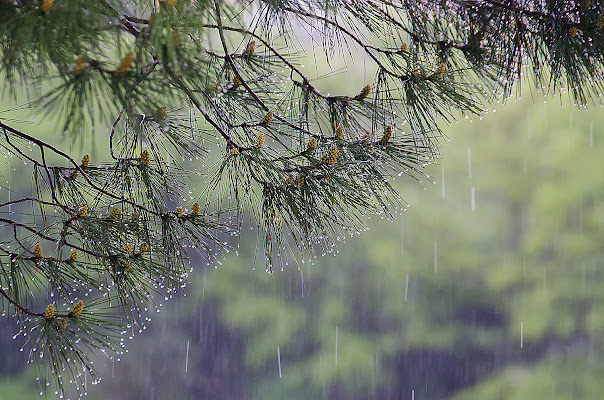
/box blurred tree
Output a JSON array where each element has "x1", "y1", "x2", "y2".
[{"x1": 1, "y1": 0, "x2": 604, "y2": 395}]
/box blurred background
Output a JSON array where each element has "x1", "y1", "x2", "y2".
[{"x1": 2, "y1": 67, "x2": 604, "y2": 399}]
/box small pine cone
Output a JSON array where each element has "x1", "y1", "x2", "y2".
[
  {"x1": 381, "y1": 126, "x2": 392, "y2": 146},
  {"x1": 321, "y1": 147, "x2": 339, "y2": 166},
  {"x1": 45, "y1": 304, "x2": 54, "y2": 320},
  {"x1": 243, "y1": 40, "x2": 256, "y2": 55},
  {"x1": 139, "y1": 243, "x2": 149, "y2": 256},
  {"x1": 255, "y1": 134, "x2": 265, "y2": 149},
  {"x1": 77, "y1": 203, "x2": 88, "y2": 217},
  {"x1": 71, "y1": 300, "x2": 84, "y2": 317},
  {"x1": 141, "y1": 150, "x2": 150, "y2": 167},
  {"x1": 70, "y1": 251, "x2": 78, "y2": 261},
  {"x1": 124, "y1": 244, "x2": 133, "y2": 254},
  {"x1": 354, "y1": 85, "x2": 370, "y2": 101},
  {"x1": 124, "y1": 262, "x2": 131, "y2": 271},
  {"x1": 110, "y1": 207, "x2": 122, "y2": 221},
  {"x1": 400, "y1": 43, "x2": 407, "y2": 52},
  {"x1": 294, "y1": 174, "x2": 305, "y2": 188},
  {"x1": 58, "y1": 320, "x2": 67, "y2": 330},
  {"x1": 569, "y1": 26, "x2": 578, "y2": 38},
  {"x1": 230, "y1": 147, "x2": 239, "y2": 155},
  {"x1": 41, "y1": 0, "x2": 53, "y2": 12},
  {"x1": 81, "y1": 154, "x2": 90, "y2": 167},
  {"x1": 154, "y1": 106, "x2": 167, "y2": 121},
  {"x1": 307, "y1": 139, "x2": 317, "y2": 152},
  {"x1": 411, "y1": 67, "x2": 420, "y2": 76},
  {"x1": 191, "y1": 202, "x2": 200, "y2": 216},
  {"x1": 115, "y1": 52, "x2": 134, "y2": 76},
  {"x1": 334, "y1": 127, "x2": 343, "y2": 138},
  {"x1": 70, "y1": 170, "x2": 78, "y2": 180},
  {"x1": 33, "y1": 244, "x2": 43, "y2": 258},
  {"x1": 176, "y1": 207, "x2": 184, "y2": 217},
  {"x1": 74, "y1": 56, "x2": 85, "y2": 75},
  {"x1": 262, "y1": 111, "x2": 273, "y2": 125},
  {"x1": 433, "y1": 64, "x2": 445, "y2": 78},
  {"x1": 233, "y1": 76, "x2": 242, "y2": 90}
]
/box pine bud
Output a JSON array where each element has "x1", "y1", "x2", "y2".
[
  {"x1": 400, "y1": 43, "x2": 407, "y2": 52},
  {"x1": 58, "y1": 320, "x2": 67, "y2": 330},
  {"x1": 115, "y1": 52, "x2": 134, "y2": 76},
  {"x1": 191, "y1": 202, "x2": 200, "y2": 216},
  {"x1": 81, "y1": 154, "x2": 90, "y2": 167},
  {"x1": 69, "y1": 170, "x2": 78, "y2": 180},
  {"x1": 411, "y1": 67, "x2": 420, "y2": 76},
  {"x1": 124, "y1": 262, "x2": 131, "y2": 271},
  {"x1": 255, "y1": 134, "x2": 265, "y2": 149},
  {"x1": 321, "y1": 146, "x2": 339, "y2": 166},
  {"x1": 45, "y1": 304, "x2": 54, "y2": 320},
  {"x1": 70, "y1": 251, "x2": 78, "y2": 261},
  {"x1": 166, "y1": 0, "x2": 176, "y2": 8},
  {"x1": 361, "y1": 131, "x2": 371, "y2": 144},
  {"x1": 141, "y1": 149, "x2": 150, "y2": 167},
  {"x1": 71, "y1": 300, "x2": 83, "y2": 317},
  {"x1": 355, "y1": 85, "x2": 370, "y2": 100},
  {"x1": 148, "y1": 13, "x2": 156, "y2": 26},
  {"x1": 34, "y1": 244, "x2": 43, "y2": 258},
  {"x1": 110, "y1": 207, "x2": 122, "y2": 221},
  {"x1": 176, "y1": 207, "x2": 184, "y2": 217},
  {"x1": 77, "y1": 203, "x2": 87, "y2": 217},
  {"x1": 381, "y1": 126, "x2": 392, "y2": 146},
  {"x1": 263, "y1": 111, "x2": 273, "y2": 125},
  {"x1": 233, "y1": 76, "x2": 242, "y2": 90},
  {"x1": 154, "y1": 106, "x2": 167, "y2": 121},
  {"x1": 124, "y1": 244, "x2": 133, "y2": 254},
  {"x1": 335, "y1": 126, "x2": 343, "y2": 138},
  {"x1": 139, "y1": 243, "x2": 149, "y2": 256},
  {"x1": 597, "y1": 15, "x2": 604, "y2": 31},
  {"x1": 230, "y1": 147, "x2": 239, "y2": 155},
  {"x1": 41, "y1": 0, "x2": 53, "y2": 12},
  {"x1": 307, "y1": 138, "x2": 317, "y2": 152},
  {"x1": 171, "y1": 28, "x2": 181, "y2": 47},
  {"x1": 294, "y1": 174, "x2": 305, "y2": 188}
]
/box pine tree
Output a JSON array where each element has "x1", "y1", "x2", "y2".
[{"x1": 1, "y1": 0, "x2": 604, "y2": 395}]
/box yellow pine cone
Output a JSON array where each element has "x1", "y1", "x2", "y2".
[
  {"x1": 70, "y1": 251, "x2": 78, "y2": 261},
  {"x1": 141, "y1": 149, "x2": 150, "y2": 167},
  {"x1": 71, "y1": 300, "x2": 83, "y2": 317},
  {"x1": 115, "y1": 52, "x2": 134, "y2": 76},
  {"x1": 124, "y1": 262, "x2": 131, "y2": 271},
  {"x1": 400, "y1": 43, "x2": 408, "y2": 52},
  {"x1": 568, "y1": 26, "x2": 578, "y2": 38},
  {"x1": 124, "y1": 243, "x2": 133, "y2": 254},
  {"x1": 166, "y1": 0, "x2": 176, "y2": 8},
  {"x1": 321, "y1": 146, "x2": 339, "y2": 166},
  {"x1": 171, "y1": 28, "x2": 181, "y2": 47},
  {"x1": 81, "y1": 154, "x2": 90, "y2": 167},
  {"x1": 230, "y1": 147, "x2": 239, "y2": 155},
  {"x1": 74, "y1": 56, "x2": 85, "y2": 75},
  {"x1": 355, "y1": 85, "x2": 370, "y2": 100},
  {"x1": 361, "y1": 131, "x2": 371, "y2": 145},
  {"x1": 154, "y1": 106, "x2": 167, "y2": 121},
  {"x1": 191, "y1": 202, "x2": 200, "y2": 216},
  {"x1": 139, "y1": 243, "x2": 149, "y2": 255},
  {"x1": 433, "y1": 64, "x2": 445, "y2": 78},
  {"x1": 597, "y1": 15, "x2": 604, "y2": 31},
  {"x1": 70, "y1": 171, "x2": 78, "y2": 180},
  {"x1": 263, "y1": 111, "x2": 273, "y2": 125},
  {"x1": 244, "y1": 40, "x2": 256, "y2": 55},
  {"x1": 77, "y1": 203, "x2": 87, "y2": 217},
  {"x1": 33, "y1": 244, "x2": 43, "y2": 258},
  {"x1": 255, "y1": 134, "x2": 265, "y2": 149},
  {"x1": 294, "y1": 174, "x2": 305, "y2": 188},
  {"x1": 41, "y1": 0, "x2": 53, "y2": 12},
  {"x1": 110, "y1": 207, "x2": 122, "y2": 221},
  {"x1": 58, "y1": 320, "x2": 67, "y2": 330},
  {"x1": 381, "y1": 126, "x2": 392, "y2": 146},
  {"x1": 335, "y1": 126, "x2": 343, "y2": 138},
  {"x1": 307, "y1": 138, "x2": 317, "y2": 152},
  {"x1": 45, "y1": 304, "x2": 54, "y2": 320},
  {"x1": 232, "y1": 76, "x2": 242, "y2": 90},
  {"x1": 176, "y1": 207, "x2": 184, "y2": 217}
]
